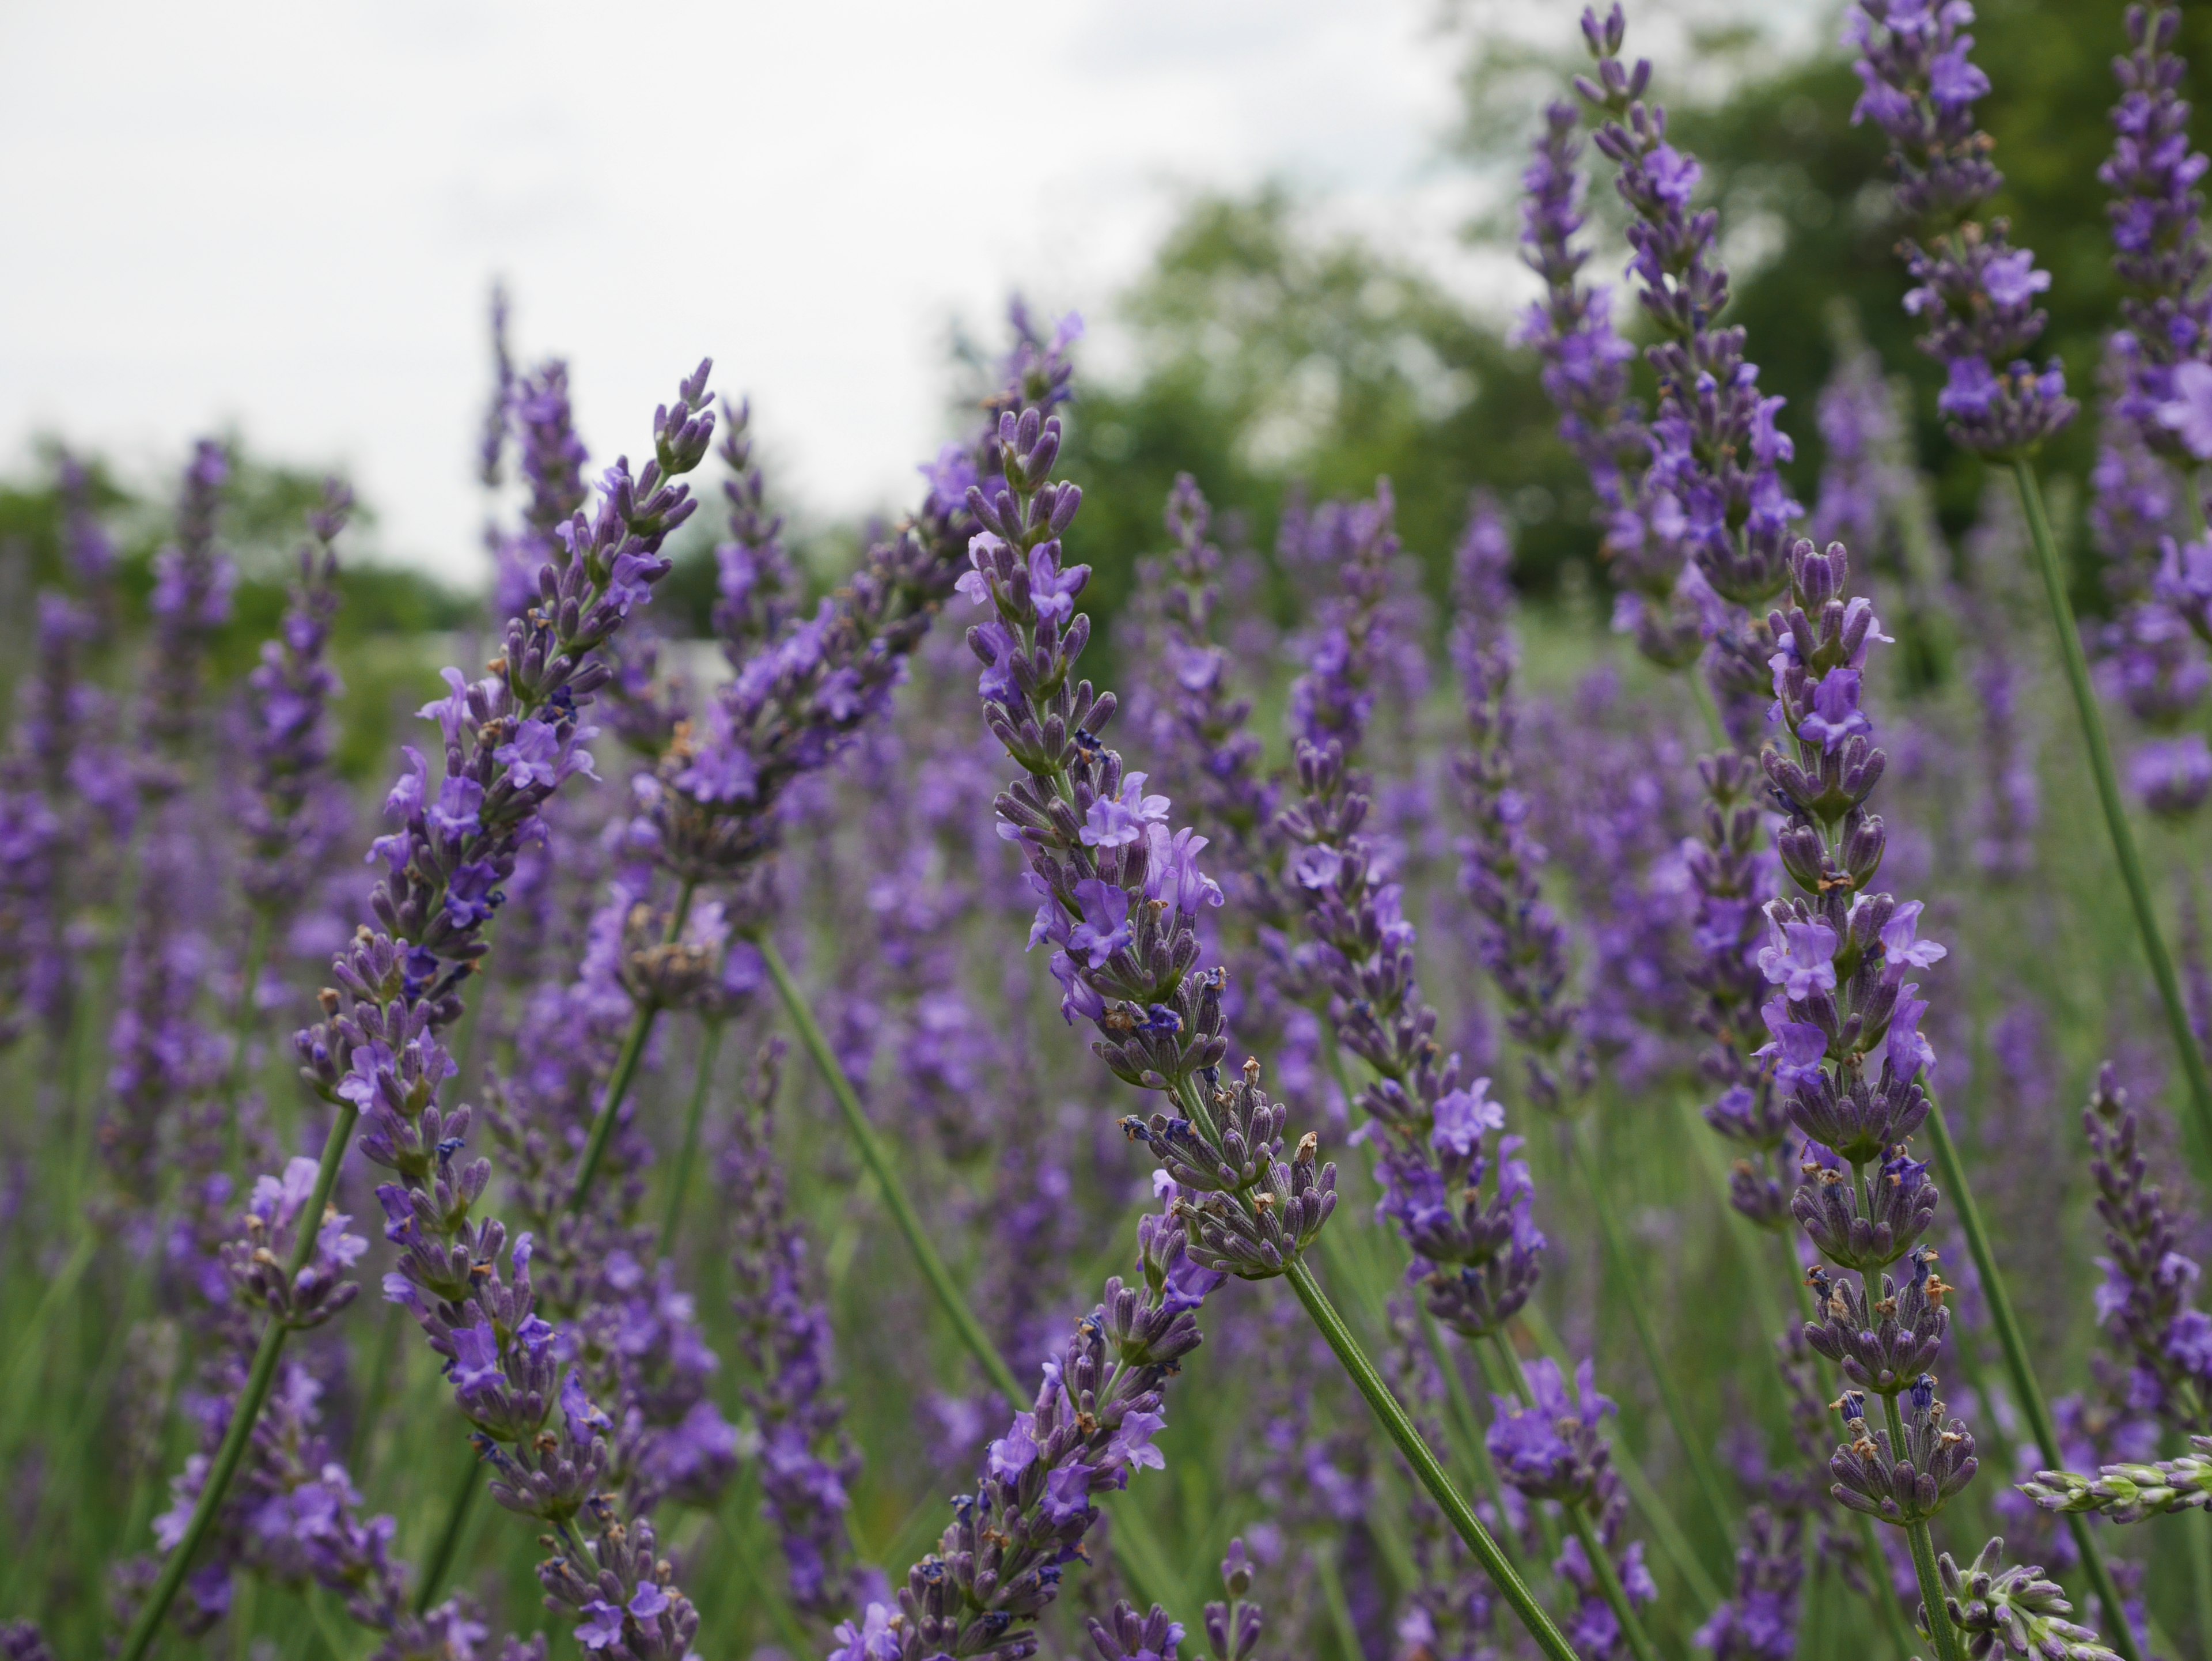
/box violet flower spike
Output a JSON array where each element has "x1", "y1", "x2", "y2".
[{"x1": 1847, "y1": 0, "x2": 2077, "y2": 457}]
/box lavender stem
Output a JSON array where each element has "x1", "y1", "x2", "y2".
[
  {"x1": 753, "y1": 933, "x2": 1190, "y2": 1616},
  {"x1": 1881, "y1": 1391, "x2": 1966, "y2": 1661},
  {"x1": 2013, "y1": 459, "x2": 2212, "y2": 1167},
  {"x1": 1921, "y1": 1088, "x2": 2143, "y2": 1659},
  {"x1": 114, "y1": 1099, "x2": 360, "y2": 1661},
  {"x1": 414, "y1": 1454, "x2": 483, "y2": 1614},
  {"x1": 657, "y1": 1017, "x2": 725, "y2": 1258},
  {"x1": 1286, "y1": 1257, "x2": 1585, "y2": 1661},
  {"x1": 1563, "y1": 1121, "x2": 1736, "y2": 1552},
  {"x1": 757, "y1": 934, "x2": 1024, "y2": 1407},
  {"x1": 569, "y1": 877, "x2": 698, "y2": 1209}
]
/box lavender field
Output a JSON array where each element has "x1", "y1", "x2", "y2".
[{"x1": 9, "y1": 2, "x2": 2212, "y2": 1658}]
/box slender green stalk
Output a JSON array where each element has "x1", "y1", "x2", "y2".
[
  {"x1": 0, "y1": 1231, "x2": 95, "y2": 1455},
  {"x1": 1688, "y1": 670, "x2": 1729, "y2": 751},
  {"x1": 757, "y1": 936, "x2": 1022, "y2": 1404},
  {"x1": 2013, "y1": 460, "x2": 2212, "y2": 1166},
  {"x1": 347, "y1": 1301, "x2": 406, "y2": 1480},
  {"x1": 571, "y1": 880, "x2": 697, "y2": 1209},
  {"x1": 2191, "y1": 1509, "x2": 2212, "y2": 1661},
  {"x1": 1562, "y1": 1502, "x2": 1660, "y2": 1661},
  {"x1": 1921, "y1": 1091, "x2": 2142, "y2": 1661},
  {"x1": 755, "y1": 934, "x2": 1185, "y2": 1614},
  {"x1": 1563, "y1": 1122, "x2": 1736, "y2": 1552},
  {"x1": 1880, "y1": 1394, "x2": 1965, "y2": 1661},
  {"x1": 117, "y1": 1102, "x2": 360, "y2": 1661},
  {"x1": 1289, "y1": 1260, "x2": 1583, "y2": 1661},
  {"x1": 658, "y1": 1019, "x2": 726, "y2": 1258},
  {"x1": 1312, "y1": 1537, "x2": 1368, "y2": 1661},
  {"x1": 414, "y1": 1455, "x2": 482, "y2": 1614},
  {"x1": 1415, "y1": 1307, "x2": 1531, "y2": 1585}
]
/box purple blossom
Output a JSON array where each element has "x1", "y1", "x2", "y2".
[{"x1": 1850, "y1": 0, "x2": 2076, "y2": 456}]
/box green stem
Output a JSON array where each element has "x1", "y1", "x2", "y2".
[
  {"x1": 657, "y1": 1019, "x2": 725, "y2": 1259},
  {"x1": 117, "y1": 1102, "x2": 360, "y2": 1661},
  {"x1": 757, "y1": 936, "x2": 1022, "y2": 1406},
  {"x1": 1689, "y1": 669, "x2": 1729, "y2": 751},
  {"x1": 1880, "y1": 1394, "x2": 1965, "y2": 1661},
  {"x1": 1416, "y1": 1307, "x2": 1530, "y2": 1585},
  {"x1": 570, "y1": 881, "x2": 696, "y2": 1210},
  {"x1": 1562, "y1": 1502, "x2": 1661, "y2": 1661},
  {"x1": 347, "y1": 1301, "x2": 406, "y2": 1480},
  {"x1": 1312, "y1": 1537, "x2": 1367, "y2": 1661},
  {"x1": 1564, "y1": 1123, "x2": 1737, "y2": 1553},
  {"x1": 1287, "y1": 1259, "x2": 1583, "y2": 1661},
  {"x1": 1922, "y1": 1091, "x2": 2142, "y2": 1661},
  {"x1": 2013, "y1": 459, "x2": 2212, "y2": 1170},
  {"x1": 756, "y1": 934, "x2": 1184, "y2": 1614},
  {"x1": 414, "y1": 1454, "x2": 482, "y2": 1613},
  {"x1": 2191, "y1": 1508, "x2": 2212, "y2": 1661}
]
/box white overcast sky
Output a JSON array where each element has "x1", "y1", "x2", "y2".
[{"x1": 0, "y1": 0, "x2": 1811, "y2": 581}]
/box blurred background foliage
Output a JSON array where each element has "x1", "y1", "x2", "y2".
[{"x1": 2, "y1": 0, "x2": 2196, "y2": 666}]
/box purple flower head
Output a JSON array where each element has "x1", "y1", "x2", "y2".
[
  {"x1": 2133, "y1": 733, "x2": 2212, "y2": 818},
  {"x1": 830, "y1": 1605, "x2": 904, "y2": 1661},
  {"x1": 1430, "y1": 1080, "x2": 1506, "y2": 1159},
  {"x1": 1067, "y1": 878, "x2": 1133, "y2": 967},
  {"x1": 1082, "y1": 773, "x2": 1169, "y2": 849},
  {"x1": 988, "y1": 1412, "x2": 1040, "y2": 1479},
  {"x1": 1878, "y1": 899, "x2": 1947, "y2": 971},
  {"x1": 1757, "y1": 919, "x2": 1839, "y2": 1001},
  {"x1": 1757, "y1": 999, "x2": 1830, "y2": 1088},
  {"x1": 1796, "y1": 668, "x2": 1872, "y2": 752}
]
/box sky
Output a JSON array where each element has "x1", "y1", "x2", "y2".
[{"x1": 0, "y1": 0, "x2": 1500, "y2": 580}]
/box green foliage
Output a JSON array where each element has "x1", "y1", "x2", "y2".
[{"x1": 1054, "y1": 187, "x2": 1594, "y2": 663}]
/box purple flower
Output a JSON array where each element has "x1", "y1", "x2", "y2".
[
  {"x1": 1757, "y1": 919, "x2": 1839, "y2": 1001},
  {"x1": 1430, "y1": 1081, "x2": 1506, "y2": 1159},
  {"x1": 1082, "y1": 773, "x2": 1169, "y2": 848},
  {"x1": 1796, "y1": 668, "x2": 1871, "y2": 752},
  {"x1": 2133, "y1": 733, "x2": 2212, "y2": 818},
  {"x1": 1757, "y1": 1000, "x2": 1830, "y2": 1087},
  {"x1": 1878, "y1": 899, "x2": 1947, "y2": 971},
  {"x1": 989, "y1": 1412, "x2": 1040, "y2": 1478},
  {"x1": 1067, "y1": 878, "x2": 1134, "y2": 967}
]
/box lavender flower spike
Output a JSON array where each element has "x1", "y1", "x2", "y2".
[
  {"x1": 1574, "y1": 6, "x2": 1800, "y2": 735},
  {"x1": 1087, "y1": 1536, "x2": 1264, "y2": 1661},
  {"x1": 1516, "y1": 94, "x2": 1701, "y2": 668},
  {"x1": 960, "y1": 401, "x2": 1335, "y2": 1278},
  {"x1": 1848, "y1": 0, "x2": 2077, "y2": 458},
  {"x1": 1450, "y1": 493, "x2": 1587, "y2": 1113},
  {"x1": 952, "y1": 366, "x2": 1573, "y2": 1659},
  {"x1": 828, "y1": 1208, "x2": 1214, "y2": 1661},
  {"x1": 2101, "y1": 0, "x2": 2212, "y2": 466},
  {"x1": 118, "y1": 361, "x2": 717, "y2": 1661},
  {"x1": 241, "y1": 482, "x2": 351, "y2": 918}
]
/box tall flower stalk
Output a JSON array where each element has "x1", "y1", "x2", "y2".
[
  {"x1": 1850, "y1": 0, "x2": 2212, "y2": 1172},
  {"x1": 948, "y1": 385, "x2": 1577, "y2": 1659},
  {"x1": 115, "y1": 361, "x2": 717, "y2": 1661}
]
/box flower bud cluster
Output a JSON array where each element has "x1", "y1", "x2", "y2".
[
  {"x1": 1828, "y1": 1378, "x2": 1979, "y2": 1524},
  {"x1": 1932, "y1": 1538, "x2": 2122, "y2": 1661},
  {"x1": 2020, "y1": 1435, "x2": 2212, "y2": 1522}
]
